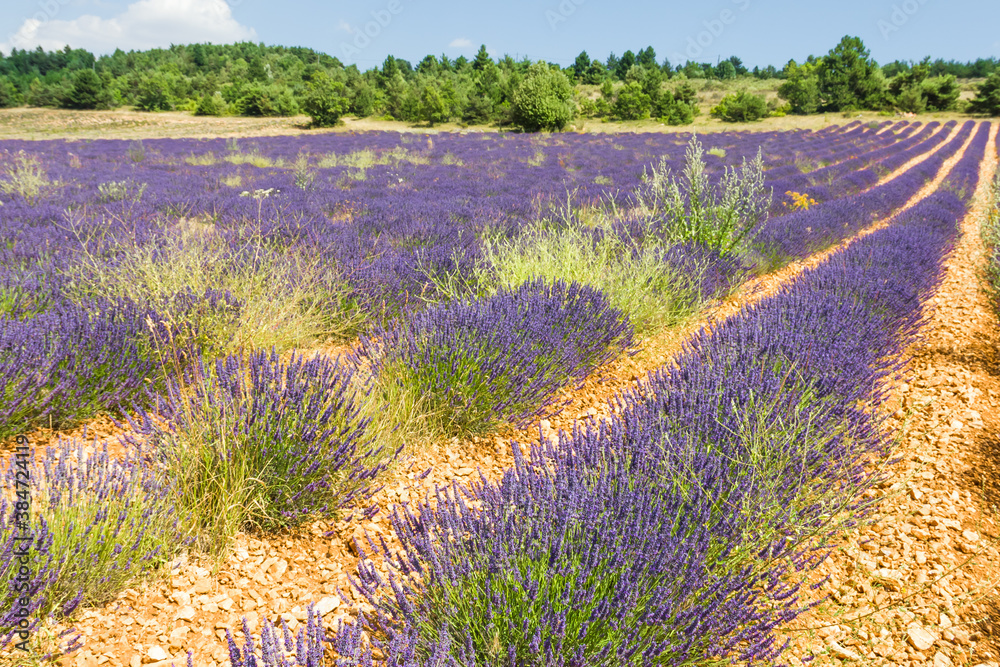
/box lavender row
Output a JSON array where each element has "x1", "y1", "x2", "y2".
[
  {"x1": 766, "y1": 121, "x2": 940, "y2": 212},
  {"x1": 358, "y1": 279, "x2": 636, "y2": 436},
  {"x1": 0, "y1": 125, "x2": 916, "y2": 328},
  {"x1": 984, "y1": 130, "x2": 1000, "y2": 317},
  {"x1": 756, "y1": 121, "x2": 983, "y2": 264},
  {"x1": 219, "y1": 135, "x2": 987, "y2": 665}
]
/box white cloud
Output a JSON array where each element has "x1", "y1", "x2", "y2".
[
  {"x1": 448, "y1": 37, "x2": 473, "y2": 48},
  {"x1": 2, "y1": 0, "x2": 256, "y2": 54},
  {"x1": 336, "y1": 19, "x2": 354, "y2": 33}
]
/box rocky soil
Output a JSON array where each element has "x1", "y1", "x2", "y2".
[{"x1": 778, "y1": 124, "x2": 1000, "y2": 666}]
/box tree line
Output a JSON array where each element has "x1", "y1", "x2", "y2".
[{"x1": 0, "y1": 37, "x2": 998, "y2": 130}]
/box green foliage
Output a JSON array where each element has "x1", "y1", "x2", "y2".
[
  {"x1": 236, "y1": 83, "x2": 298, "y2": 116},
  {"x1": 710, "y1": 90, "x2": 769, "y2": 122},
  {"x1": 816, "y1": 35, "x2": 887, "y2": 111},
  {"x1": 63, "y1": 69, "x2": 109, "y2": 109},
  {"x1": 716, "y1": 60, "x2": 737, "y2": 80},
  {"x1": 483, "y1": 213, "x2": 709, "y2": 335},
  {"x1": 633, "y1": 135, "x2": 771, "y2": 257},
  {"x1": 887, "y1": 58, "x2": 960, "y2": 112},
  {"x1": 419, "y1": 82, "x2": 450, "y2": 125},
  {"x1": 653, "y1": 86, "x2": 697, "y2": 125},
  {"x1": 778, "y1": 60, "x2": 820, "y2": 114},
  {"x1": 612, "y1": 81, "x2": 650, "y2": 120},
  {"x1": 970, "y1": 71, "x2": 1000, "y2": 116},
  {"x1": 0, "y1": 41, "x2": 994, "y2": 123},
  {"x1": 511, "y1": 61, "x2": 575, "y2": 132},
  {"x1": 921, "y1": 76, "x2": 960, "y2": 111},
  {"x1": 0, "y1": 76, "x2": 19, "y2": 108},
  {"x1": 194, "y1": 91, "x2": 226, "y2": 116},
  {"x1": 303, "y1": 71, "x2": 348, "y2": 127},
  {"x1": 135, "y1": 74, "x2": 172, "y2": 111}
]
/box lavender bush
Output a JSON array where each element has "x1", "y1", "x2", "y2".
[
  {"x1": 128, "y1": 349, "x2": 393, "y2": 553},
  {"x1": 226, "y1": 607, "x2": 328, "y2": 667},
  {"x1": 1, "y1": 439, "x2": 181, "y2": 650},
  {"x1": 982, "y1": 143, "x2": 1000, "y2": 316},
  {"x1": 0, "y1": 299, "x2": 158, "y2": 440},
  {"x1": 343, "y1": 436, "x2": 803, "y2": 667},
  {"x1": 359, "y1": 280, "x2": 635, "y2": 437}
]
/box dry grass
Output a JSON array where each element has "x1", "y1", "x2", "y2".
[{"x1": 0, "y1": 105, "x2": 987, "y2": 142}]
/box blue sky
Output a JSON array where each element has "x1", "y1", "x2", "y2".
[{"x1": 1, "y1": 0, "x2": 998, "y2": 69}]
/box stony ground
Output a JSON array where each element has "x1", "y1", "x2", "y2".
[
  {"x1": 3, "y1": 122, "x2": 999, "y2": 667},
  {"x1": 777, "y1": 125, "x2": 1000, "y2": 667}
]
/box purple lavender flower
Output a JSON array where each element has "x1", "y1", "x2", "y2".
[{"x1": 359, "y1": 279, "x2": 635, "y2": 435}]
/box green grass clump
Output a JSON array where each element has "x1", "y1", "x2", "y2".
[
  {"x1": 317, "y1": 146, "x2": 430, "y2": 169},
  {"x1": 130, "y1": 349, "x2": 387, "y2": 556},
  {"x1": 59, "y1": 224, "x2": 365, "y2": 362},
  {"x1": 0, "y1": 150, "x2": 52, "y2": 204},
  {"x1": 482, "y1": 220, "x2": 707, "y2": 336}
]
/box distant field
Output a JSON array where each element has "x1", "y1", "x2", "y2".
[{"x1": 0, "y1": 102, "x2": 985, "y2": 141}]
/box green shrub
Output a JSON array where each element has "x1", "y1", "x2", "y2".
[
  {"x1": 62, "y1": 69, "x2": 112, "y2": 110},
  {"x1": 632, "y1": 135, "x2": 771, "y2": 257},
  {"x1": 194, "y1": 92, "x2": 226, "y2": 116},
  {"x1": 302, "y1": 72, "x2": 348, "y2": 127},
  {"x1": 710, "y1": 90, "x2": 769, "y2": 122},
  {"x1": 970, "y1": 71, "x2": 1000, "y2": 116},
  {"x1": 816, "y1": 35, "x2": 887, "y2": 111},
  {"x1": 612, "y1": 81, "x2": 650, "y2": 120},
  {"x1": 135, "y1": 76, "x2": 172, "y2": 111},
  {"x1": 654, "y1": 90, "x2": 696, "y2": 125},
  {"x1": 237, "y1": 83, "x2": 298, "y2": 117},
  {"x1": 511, "y1": 61, "x2": 575, "y2": 132},
  {"x1": 778, "y1": 61, "x2": 820, "y2": 114},
  {"x1": 0, "y1": 77, "x2": 19, "y2": 108}
]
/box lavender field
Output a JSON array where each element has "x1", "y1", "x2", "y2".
[{"x1": 1, "y1": 119, "x2": 994, "y2": 666}]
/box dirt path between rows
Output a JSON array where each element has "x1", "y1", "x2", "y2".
[
  {"x1": 777, "y1": 124, "x2": 1000, "y2": 666},
  {"x1": 18, "y1": 122, "x2": 984, "y2": 667}
]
